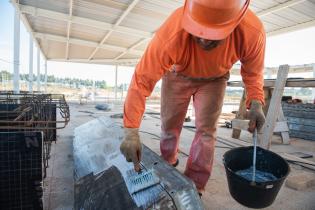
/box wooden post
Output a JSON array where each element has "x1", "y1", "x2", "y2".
[
  {"x1": 232, "y1": 90, "x2": 247, "y2": 139},
  {"x1": 262, "y1": 88, "x2": 272, "y2": 115},
  {"x1": 259, "y1": 65, "x2": 289, "y2": 149},
  {"x1": 277, "y1": 106, "x2": 290, "y2": 144}
]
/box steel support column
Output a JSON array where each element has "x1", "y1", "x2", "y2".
[
  {"x1": 13, "y1": 9, "x2": 20, "y2": 93},
  {"x1": 44, "y1": 60, "x2": 47, "y2": 92},
  {"x1": 115, "y1": 65, "x2": 118, "y2": 101},
  {"x1": 37, "y1": 49, "x2": 40, "y2": 91},
  {"x1": 29, "y1": 36, "x2": 33, "y2": 92}
]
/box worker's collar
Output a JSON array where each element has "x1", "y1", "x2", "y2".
[{"x1": 191, "y1": 35, "x2": 224, "y2": 51}]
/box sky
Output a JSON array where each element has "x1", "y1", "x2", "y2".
[{"x1": 0, "y1": 1, "x2": 315, "y2": 86}]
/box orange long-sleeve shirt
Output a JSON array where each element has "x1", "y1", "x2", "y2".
[{"x1": 124, "y1": 8, "x2": 266, "y2": 128}]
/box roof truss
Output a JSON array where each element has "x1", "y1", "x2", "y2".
[{"x1": 11, "y1": 0, "x2": 315, "y2": 65}]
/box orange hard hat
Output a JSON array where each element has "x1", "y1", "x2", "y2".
[{"x1": 182, "y1": 0, "x2": 250, "y2": 40}]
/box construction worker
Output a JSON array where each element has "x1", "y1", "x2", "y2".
[{"x1": 120, "y1": 0, "x2": 266, "y2": 195}]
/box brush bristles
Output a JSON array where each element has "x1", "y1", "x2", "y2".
[
  {"x1": 127, "y1": 169, "x2": 160, "y2": 193},
  {"x1": 132, "y1": 184, "x2": 164, "y2": 208},
  {"x1": 125, "y1": 168, "x2": 162, "y2": 208}
]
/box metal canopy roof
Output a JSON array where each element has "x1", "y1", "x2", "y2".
[{"x1": 11, "y1": 0, "x2": 315, "y2": 66}]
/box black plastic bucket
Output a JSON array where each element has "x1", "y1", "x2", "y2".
[{"x1": 223, "y1": 146, "x2": 290, "y2": 209}]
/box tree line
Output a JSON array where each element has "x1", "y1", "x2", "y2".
[{"x1": 0, "y1": 70, "x2": 107, "y2": 89}]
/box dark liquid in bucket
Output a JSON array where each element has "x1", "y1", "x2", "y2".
[{"x1": 236, "y1": 167, "x2": 277, "y2": 182}]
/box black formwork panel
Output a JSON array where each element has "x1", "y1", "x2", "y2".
[
  {"x1": 0, "y1": 104, "x2": 19, "y2": 123},
  {"x1": 0, "y1": 104, "x2": 18, "y2": 110},
  {"x1": 0, "y1": 132, "x2": 43, "y2": 210}
]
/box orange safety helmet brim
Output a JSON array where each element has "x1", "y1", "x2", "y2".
[{"x1": 182, "y1": 0, "x2": 250, "y2": 40}]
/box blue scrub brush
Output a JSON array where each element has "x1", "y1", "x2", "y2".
[
  {"x1": 126, "y1": 169, "x2": 160, "y2": 193},
  {"x1": 125, "y1": 168, "x2": 163, "y2": 208}
]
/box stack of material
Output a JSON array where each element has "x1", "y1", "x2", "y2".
[
  {"x1": 282, "y1": 102, "x2": 315, "y2": 141},
  {"x1": 0, "y1": 91, "x2": 70, "y2": 209}
]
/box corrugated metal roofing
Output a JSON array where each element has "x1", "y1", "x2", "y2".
[{"x1": 11, "y1": 0, "x2": 315, "y2": 66}]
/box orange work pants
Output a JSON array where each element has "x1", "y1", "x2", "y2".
[{"x1": 160, "y1": 71, "x2": 228, "y2": 191}]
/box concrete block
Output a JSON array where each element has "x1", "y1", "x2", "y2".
[{"x1": 286, "y1": 172, "x2": 315, "y2": 190}]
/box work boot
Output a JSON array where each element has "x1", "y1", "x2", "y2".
[{"x1": 172, "y1": 159, "x2": 179, "y2": 167}]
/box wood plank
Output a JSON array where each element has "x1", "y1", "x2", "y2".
[
  {"x1": 274, "y1": 121, "x2": 289, "y2": 132},
  {"x1": 280, "y1": 153, "x2": 315, "y2": 171},
  {"x1": 277, "y1": 106, "x2": 290, "y2": 144},
  {"x1": 228, "y1": 78, "x2": 315, "y2": 88},
  {"x1": 260, "y1": 65, "x2": 289, "y2": 149},
  {"x1": 217, "y1": 135, "x2": 251, "y2": 147},
  {"x1": 259, "y1": 88, "x2": 272, "y2": 145},
  {"x1": 232, "y1": 119, "x2": 289, "y2": 132},
  {"x1": 262, "y1": 88, "x2": 272, "y2": 115},
  {"x1": 280, "y1": 131, "x2": 290, "y2": 144}
]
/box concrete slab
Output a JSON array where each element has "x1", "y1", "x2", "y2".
[{"x1": 43, "y1": 102, "x2": 315, "y2": 210}]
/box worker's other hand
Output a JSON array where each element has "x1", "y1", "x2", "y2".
[
  {"x1": 247, "y1": 100, "x2": 265, "y2": 133},
  {"x1": 120, "y1": 128, "x2": 142, "y2": 172}
]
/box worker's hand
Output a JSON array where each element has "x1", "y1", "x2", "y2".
[
  {"x1": 247, "y1": 100, "x2": 265, "y2": 133},
  {"x1": 120, "y1": 128, "x2": 142, "y2": 172}
]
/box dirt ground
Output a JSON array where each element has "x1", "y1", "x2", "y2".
[{"x1": 44, "y1": 102, "x2": 315, "y2": 210}]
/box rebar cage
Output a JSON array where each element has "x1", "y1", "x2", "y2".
[
  {"x1": 0, "y1": 92, "x2": 70, "y2": 172},
  {"x1": 0, "y1": 91, "x2": 70, "y2": 209}
]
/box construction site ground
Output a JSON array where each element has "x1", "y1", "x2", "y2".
[{"x1": 44, "y1": 102, "x2": 315, "y2": 210}]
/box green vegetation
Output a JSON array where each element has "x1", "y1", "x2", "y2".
[
  {"x1": 0, "y1": 70, "x2": 107, "y2": 89},
  {"x1": 0, "y1": 70, "x2": 12, "y2": 81}
]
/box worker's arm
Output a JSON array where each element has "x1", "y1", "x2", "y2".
[
  {"x1": 240, "y1": 31, "x2": 266, "y2": 132},
  {"x1": 120, "y1": 34, "x2": 173, "y2": 171}
]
